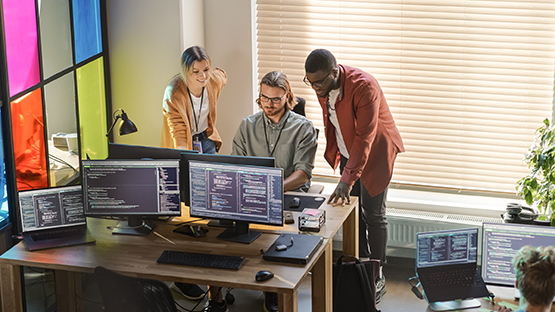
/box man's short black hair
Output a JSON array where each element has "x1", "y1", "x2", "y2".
[{"x1": 305, "y1": 49, "x2": 337, "y2": 73}]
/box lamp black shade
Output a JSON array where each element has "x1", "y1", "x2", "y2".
[
  {"x1": 106, "y1": 109, "x2": 138, "y2": 137},
  {"x1": 119, "y1": 111, "x2": 138, "y2": 135}
]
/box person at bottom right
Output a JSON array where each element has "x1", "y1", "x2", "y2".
[
  {"x1": 304, "y1": 48, "x2": 405, "y2": 303},
  {"x1": 497, "y1": 245, "x2": 555, "y2": 312}
]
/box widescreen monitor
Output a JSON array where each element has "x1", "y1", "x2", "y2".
[
  {"x1": 189, "y1": 160, "x2": 283, "y2": 243},
  {"x1": 82, "y1": 159, "x2": 181, "y2": 235},
  {"x1": 482, "y1": 222, "x2": 555, "y2": 286},
  {"x1": 180, "y1": 151, "x2": 275, "y2": 207}
]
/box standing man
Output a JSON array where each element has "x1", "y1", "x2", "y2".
[
  {"x1": 304, "y1": 49, "x2": 404, "y2": 302},
  {"x1": 202, "y1": 71, "x2": 318, "y2": 312}
]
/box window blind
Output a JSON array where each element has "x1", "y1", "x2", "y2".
[{"x1": 256, "y1": 0, "x2": 555, "y2": 194}]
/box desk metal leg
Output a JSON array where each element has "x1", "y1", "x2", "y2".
[
  {"x1": 0, "y1": 264, "x2": 23, "y2": 312},
  {"x1": 312, "y1": 242, "x2": 333, "y2": 312},
  {"x1": 342, "y1": 202, "x2": 359, "y2": 256},
  {"x1": 55, "y1": 271, "x2": 81, "y2": 312},
  {"x1": 278, "y1": 290, "x2": 298, "y2": 312}
]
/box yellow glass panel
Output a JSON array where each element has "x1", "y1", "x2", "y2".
[{"x1": 76, "y1": 57, "x2": 108, "y2": 159}]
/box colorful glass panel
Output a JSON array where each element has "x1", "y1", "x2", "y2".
[
  {"x1": 3, "y1": 0, "x2": 40, "y2": 97},
  {"x1": 11, "y1": 89, "x2": 48, "y2": 190},
  {"x1": 44, "y1": 73, "x2": 79, "y2": 186},
  {"x1": 39, "y1": 0, "x2": 73, "y2": 79},
  {"x1": 72, "y1": 0, "x2": 102, "y2": 64},
  {"x1": 76, "y1": 57, "x2": 108, "y2": 159}
]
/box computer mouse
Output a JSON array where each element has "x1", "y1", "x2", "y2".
[
  {"x1": 255, "y1": 270, "x2": 274, "y2": 282},
  {"x1": 289, "y1": 197, "x2": 301, "y2": 209}
]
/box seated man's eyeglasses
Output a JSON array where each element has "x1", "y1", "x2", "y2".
[
  {"x1": 259, "y1": 93, "x2": 286, "y2": 104},
  {"x1": 303, "y1": 68, "x2": 334, "y2": 88}
]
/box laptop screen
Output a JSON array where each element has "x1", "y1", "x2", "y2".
[
  {"x1": 416, "y1": 228, "x2": 479, "y2": 269},
  {"x1": 482, "y1": 222, "x2": 555, "y2": 286},
  {"x1": 18, "y1": 185, "x2": 86, "y2": 232}
]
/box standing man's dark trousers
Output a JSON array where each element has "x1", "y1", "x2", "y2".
[{"x1": 340, "y1": 155, "x2": 388, "y2": 264}]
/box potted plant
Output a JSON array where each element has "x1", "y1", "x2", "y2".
[{"x1": 516, "y1": 118, "x2": 555, "y2": 225}]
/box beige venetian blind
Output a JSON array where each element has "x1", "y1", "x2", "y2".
[{"x1": 256, "y1": 0, "x2": 555, "y2": 194}]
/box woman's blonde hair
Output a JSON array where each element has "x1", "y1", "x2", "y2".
[
  {"x1": 180, "y1": 46, "x2": 211, "y2": 85},
  {"x1": 256, "y1": 71, "x2": 297, "y2": 110},
  {"x1": 513, "y1": 245, "x2": 555, "y2": 307}
]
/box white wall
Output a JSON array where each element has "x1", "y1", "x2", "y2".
[
  {"x1": 204, "y1": 0, "x2": 256, "y2": 155},
  {"x1": 106, "y1": 0, "x2": 254, "y2": 152},
  {"x1": 106, "y1": 0, "x2": 184, "y2": 147}
]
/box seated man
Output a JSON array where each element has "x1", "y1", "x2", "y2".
[
  {"x1": 497, "y1": 245, "x2": 555, "y2": 312},
  {"x1": 200, "y1": 70, "x2": 318, "y2": 312}
]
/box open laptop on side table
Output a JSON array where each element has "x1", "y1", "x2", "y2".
[{"x1": 416, "y1": 227, "x2": 490, "y2": 311}]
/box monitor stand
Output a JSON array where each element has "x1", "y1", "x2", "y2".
[
  {"x1": 112, "y1": 216, "x2": 155, "y2": 236},
  {"x1": 207, "y1": 219, "x2": 234, "y2": 228},
  {"x1": 428, "y1": 299, "x2": 481, "y2": 311},
  {"x1": 217, "y1": 221, "x2": 261, "y2": 244}
]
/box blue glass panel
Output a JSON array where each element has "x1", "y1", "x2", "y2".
[{"x1": 72, "y1": 0, "x2": 102, "y2": 63}]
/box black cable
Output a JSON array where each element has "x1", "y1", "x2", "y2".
[
  {"x1": 173, "y1": 218, "x2": 208, "y2": 227},
  {"x1": 74, "y1": 293, "x2": 104, "y2": 305},
  {"x1": 48, "y1": 154, "x2": 77, "y2": 172}
]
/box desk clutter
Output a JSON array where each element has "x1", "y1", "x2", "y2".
[{"x1": 298, "y1": 208, "x2": 326, "y2": 232}]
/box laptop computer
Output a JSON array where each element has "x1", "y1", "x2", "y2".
[
  {"x1": 18, "y1": 185, "x2": 95, "y2": 251},
  {"x1": 263, "y1": 233, "x2": 323, "y2": 264},
  {"x1": 482, "y1": 222, "x2": 555, "y2": 301},
  {"x1": 416, "y1": 228, "x2": 490, "y2": 307}
]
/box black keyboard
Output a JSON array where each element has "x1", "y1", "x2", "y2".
[
  {"x1": 420, "y1": 267, "x2": 482, "y2": 287},
  {"x1": 31, "y1": 228, "x2": 82, "y2": 241},
  {"x1": 157, "y1": 250, "x2": 245, "y2": 270}
]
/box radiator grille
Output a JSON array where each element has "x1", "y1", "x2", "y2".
[{"x1": 386, "y1": 208, "x2": 503, "y2": 249}]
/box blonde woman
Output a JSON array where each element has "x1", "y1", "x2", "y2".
[{"x1": 161, "y1": 46, "x2": 226, "y2": 154}]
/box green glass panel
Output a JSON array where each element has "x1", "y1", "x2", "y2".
[{"x1": 76, "y1": 57, "x2": 108, "y2": 159}]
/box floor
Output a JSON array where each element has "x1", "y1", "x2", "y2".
[{"x1": 23, "y1": 255, "x2": 425, "y2": 312}]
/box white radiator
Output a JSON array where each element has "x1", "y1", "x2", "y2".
[{"x1": 332, "y1": 208, "x2": 504, "y2": 258}]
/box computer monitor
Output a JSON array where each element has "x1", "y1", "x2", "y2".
[
  {"x1": 108, "y1": 143, "x2": 183, "y2": 160},
  {"x1": 82, "y1": 159, "x2": 181, "y2": 235},
  {"x1": 482, "y1": 222, "x2": 555, "y2": 286},
  {"x1": 180, "y1": 151, "x2": 275, "y2": 206},
  {"x1": 189, "y1": 160, "x2": 283, "y2": 243}
]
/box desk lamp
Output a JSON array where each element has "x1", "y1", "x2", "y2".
[{"x1": 106, "y1": 109, "x2": 138, "y2": 137}]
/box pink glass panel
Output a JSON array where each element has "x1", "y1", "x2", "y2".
[
  {"x1": 3, "y1": 0, "x2": 40, "y2": 97},
  {"x1": 11, "y1": 89, "x2": 47, "y2": 190}
]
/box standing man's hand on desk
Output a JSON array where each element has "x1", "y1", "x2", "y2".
[{"x1": 328, "y1": 181, "x2": 352, "y2": 206}]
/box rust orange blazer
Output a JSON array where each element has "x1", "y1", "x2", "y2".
[{"x1": 317, "y1": 65, "x2": 405, "y2": 197}]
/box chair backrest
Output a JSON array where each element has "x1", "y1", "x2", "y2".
[
  {"x1": 292, "y1": 96, "x2": 306, "y2": 116},
  {"x1": 94, "y1": 266, "x2": 178, "y2": 312}
]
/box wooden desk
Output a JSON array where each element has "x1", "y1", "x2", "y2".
[{"x1": 0, "y1": 195, "x2": 358, "y2": 312}]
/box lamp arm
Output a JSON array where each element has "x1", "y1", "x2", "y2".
[{"x1": 106, "y1": 115, "x2": 121, "y2": 137}]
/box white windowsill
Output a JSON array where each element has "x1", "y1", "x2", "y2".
[{"x1": 312, "y1": 178, "x2": 522, "y2": 219}]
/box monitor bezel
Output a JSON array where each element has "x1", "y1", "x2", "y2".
[
  {"x1": 81, "y1": 159, "x2": 181, "y2": 218},
  {"x1": 180, "y1": 151, "x2": 275, "y2": 206},
  {"x1": 188, "y1": 160, "x2": 284, "y2": 227},
  {"x1": 481, "y1": 222, "x2": 555, "y2": 287}
]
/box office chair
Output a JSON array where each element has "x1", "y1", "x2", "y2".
[
  {"x1": 94, "y1": 266, "x2": 178, "y2": 312},
  {"x1": 293, "y1": 96, "x2": 324, "y2": 194}
]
